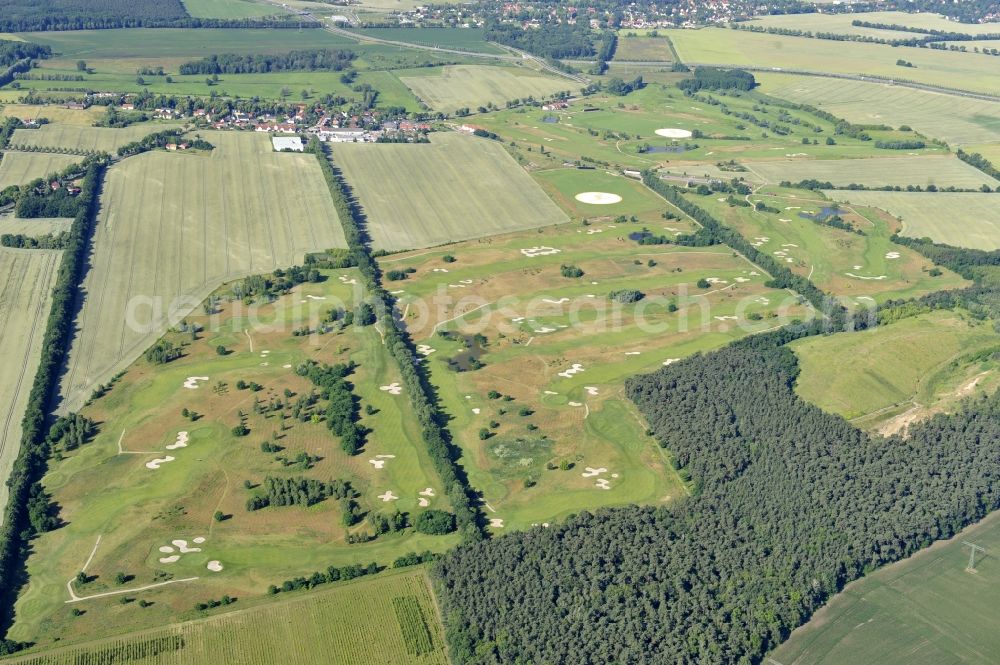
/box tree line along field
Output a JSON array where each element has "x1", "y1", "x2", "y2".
[
  {"x1": 0, "y1": 151, "x2": 81, "y2": 189},
  {"x1": 331, "y1": 132, "x2": 568, "y2": 252},
  {"x1": 737, "y1": 155, "x2": 1000, "y2": 189},
  {"x1": 58, "y1": 130, "x2": 347, "y2": 413},
  {"x1": 396, "y1": 65, "x2": 573, "y2": 113},
  {"x1": 752, "y1": 9, "x2": 1000, "y2": 37},
  {"x1": 12, "y1": 270, "x2": 458, "y2": 648},
  {"x1": 771, "y1": 509, "x2": 1000, "y2": 665},
  {"x1": 824, "y1": 190, "x2": 1000, "y2": 250},
  {"x1": 8, "y1": 122, "x2": 182, "y2": 154},
  {"x1": 790, "y1": 310, "x2": 999, "y2": 433},
  {"x1": 668, "y1": 27, "x2": 1000, "y2": 96},
  {"x1": 756, "y1": 73, "x2": 1000, "y2": 147},
  {"x1": 0, "y1": 248, "x2": 62, "y2": 528},
  {"x1": 5, "y1": 568, "x2": 448, "y2": 664},
  {"x1": 686, "y1": 186, "x2": 968, "y2": 305}
]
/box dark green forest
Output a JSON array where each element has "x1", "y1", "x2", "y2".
[{"x1": 178, "y1": 50, "x2": 356, "y2": 75}]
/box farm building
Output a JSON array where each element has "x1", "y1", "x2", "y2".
[{"x1": 272, "y1": 136, "x2": 304, "y2": 152}]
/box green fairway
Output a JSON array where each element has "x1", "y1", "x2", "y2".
[
  {"x1": 398, "y1": 65, "x2": 573, "y2": 112},
  {"x1": 58, "y1": 131, "x2": 347, "y2": 413},
  {"x1": 741, "y1": 155, "x2": 1000, "y2": 189},
  {"x1": 8, "y1": 122, "x2": 182, "y2": 153},
  {"x1": 758, "y1": 72, "x2": 1000, "y2": 146},
  {"x1": 534, "y1": 167, "x2": 667, "y2": 220},
  {"x1": 826, "y1": 190, "x2": 1000, "y2": 250},
  {"x1": 772, "y1": 509, "x2": 1000, "y2": 665},
  {"x1": 0, "y1": 248, "x2": 61, "y2": 526},
  {"x1": 181, "y1": 0, "x2": 284, "y2": 18},
  {"x1": 0, "y1": 151, "x2": 81, "y2": 189},
  {"x1": 332, "y1": 132, "x2": 568, "y2": 252},
  {"x1": 791, "y1": 311, "x2": 999, "y2": 431}
]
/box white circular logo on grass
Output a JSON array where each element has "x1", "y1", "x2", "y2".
[
  {"x1": 575, "y1": 192, "x2": 623, "y2": 205},
  {"x1": 655, "y1": 128, "x2": 692, "y2": 138}
]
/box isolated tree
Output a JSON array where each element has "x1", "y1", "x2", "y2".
[{"x1": 76, "y1": 60, "x2": 87, "y2": 71}]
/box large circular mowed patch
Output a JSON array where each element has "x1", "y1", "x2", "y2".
[
  {"x1": 655, "y1": 128, "x2": 693, "y2": 139},
  {"x1": 575, "y1": 191, "x2": 623, "y2": 205}
]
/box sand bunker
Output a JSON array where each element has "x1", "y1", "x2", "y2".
[
  {"x1": 846, "y1": 273, "x2": 887, "y2": 280},
  {"x1": 183, "y1": 376, "x2": 209, "y2": 389},
  {"x1": 158, "y1": 555, "x2": 180, "y2": 564},
  {"x1": 448, "y1": 284, "x2": 466, "y2": 289},
  {"x1": 193, "y1": 537, "x2": 206, "y2": 544},
  {"x1": 575, "y1": 192, "x2": 623, "y2": 205},
  {"x1": 568, "y1": 401, "x2": 583, "y2": 407},
  {"x1": 158, "y1": 546, "x2": 174, "y2": 553},
  {"x1": 419, "y1": 498, "x2": 430, "y2": 507},
  {"x1": 663, "y1": 358, "x2": 680, "y2": 366},
  {"x1": 655, "y1": 128, "x2": 692, "y2": 139},
  {"x1": 490, "y1": 518, "x2": 505, "y2": 528},
  {"x1": 416, "y1": 344, "x2": 435, "y2": 356},
  {"x1": 369, "y1": 459, "x2": 387, "y2": 469},
  {"x1": 595, "y1": 478, "x2": 611, "y2": 490},
  {"x1": 885, "y1": 251, "x2": 900, "y2": 259},
  {"x1": 543, "y1": 298, "x2": 569, "y2": 305},
  {"x1": 378, "y1": 491, "x2": 399, "y2": 502},
  {"x1": 338, "y1": 275, "x2": 358, "y2": 285},
  {"x1": 558, "y1": 363, "x2": 585, "y2": 378},
  {"x1": 145, "y1": 456, "x2": 175, "y2": 470},
  {"x1": 715, "y1": 315, "x2": 738, "y2": 321},
  {"x1": 585, "y1": 386, "x2": 599, "y2": 396},
  {"x1": 543, "y1": 390, "x2": 559, "y2": 395},
  {"x1": 625, "y1": 351, "x2": 640, "y2": 356},
  {"x1": 207, "y1": 561, "x2": 223, "y2": 572},
  {"x1": 735, "y1": 277, "x2": 749, "y2": 283},
  {"x1": 521, "y1": 246, "x2": 560, "y2": 258},
  {"x1": 172, "y1": 540, "x2": 201, "y2": 553},
  {"x1": 582, "y1": 467, "x2": 608, "y2": 478},
  {"x1": 472, "y1": 408, "x2": 481, "y2": 414},
  {"x1": 705, "y1": 277, "x2": 728, "y2": 284},
  {"x1": 166, "y1": 431, "x2": 189, "y2": 450},
  {"x1": 419, "y1": 488, "x2": 436, "y2": 497},
  {"x1": 459, "y1": 279, "x2": 473, "y2": 284},
  {"x1": 586, "y1": 228, "x2": 604, "y2": 235},
  {"x1": 380, "y1": 382, "x2": 402, "y2": 395}
]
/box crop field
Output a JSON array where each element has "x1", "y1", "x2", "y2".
[
  {"x1": 397, "y1": 65, "x2": 573, "y2": 112},
  {"x1": 747, "y1": 11, "x2": 935, "y2": 39},
  {"x1": 58, "y1": 131, "x2": 347, "y2": 412},
  {"x1": 0, "y1": 151, "x2": 82, "y2": 189},
  {"x1": 742, "y1": 155, "x2": 1000, "y2": 189},
  {"x1": 7, "y1": 569, "x2": 448, "y2": 665},
  {"x1": 791, "y1": 311, "x2": 999, "y2": 433},
  {"x1": 8, "y1": 123, "x2": 182, "y2": 154},
  {"x1": 757, "y1": 73, "x2": 1000, "y2": 146},
  {"x1": 613, "y1": 35, "x2": 674, "y2": 61},
  {"x1": 12, "y1": 272, "x2": 457, "y2": 647},
  {"x1": 353, "y1": 27, "x2": 505, "y2": 54},
  {"x1": 772, "y1": 509, "x2": 1000, "y2": 665},
  {"x1": 824, "y1": 190, "x2": 1000, "y2": 250},
  {"x1": 668, "y1": 28, "x2": 1000, "y2": 95},
  {"x1": 0, "y1": 103, "x2": 104, "y2": 126},
  {"x1": 332, "y1": 132, "x2": 567, "y2": 252},
  {"x1": 0, "y1": 248, "x2": 61, "y2": 523},
  {"x1": 182, "y1": 0, "x2": 283, "y2": 18},
  {"x1": 0, "y1": 216, "x2": 72, "y2": 236},
  {"x1": 686, "y1": 186, "x2": 968, "y2": 304},
  {"x1": 378, "y1": 202, "x2": 813, "y2": 528}
]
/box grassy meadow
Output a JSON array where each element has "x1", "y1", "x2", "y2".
[
  {"x1": 181, "y1": 0, "x2": 284, "y2": 18},
  {"x1": 58, "y1": 131, "x2": 347, "y2": 412},
  {"x1": 0, "y1": 151, "x2": 82, "y2": 189},
  {"x1": 742, "y1": 155, "x2": 1000, "y2": 189},
  {"x1": 332, "y1": 132, "x2": 567, "y2": 251},
  {"x1": 0, "y1": 249, "x2": 62, "y2": 523},
  {"x1": 12, "y1": 273, "x2": 458, "y2": 648},
  {"x1": 0, "y1": 104, "x2": 104, "y2": 126},
  {"x1": 397, "y1": 65, "x2": 573, "y2": 112},
  {"x1": 7, "y1": 568, "x2": 447, "y2": 664},
  {"x1": 8, "y1": 122, "x2": 182, "y2": 153}
]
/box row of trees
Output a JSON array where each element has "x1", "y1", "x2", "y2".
[
  {"x1": 179, "y1": 49, "x2": 356, "y2": 75},
  {"x1": 678, "y1": 67, "x2": 757, "y2": 93},
  {"x1": 483, "y1": 21, "x2": 597, "y2": 58},
  {"x1": 0, "y1": 8, "x2": 317, "y2": 33}
]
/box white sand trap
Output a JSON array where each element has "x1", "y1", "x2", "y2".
[
  {"x1": 595, "y1": 478, "x2": 611, "y2": 490},
  {"x1": 782, "y1": 243, "x2": 799, "y2": 248},
  {"x1": 448, "y1": 284, "x2": 466, "y2": 289},
  {"x1": 377, "y1": 454, "x2": 396, "y2": 459},
  {"x1": 432, "y1": 268, "x2": 450, "y2": 273},
  {"x1": 591, "y1": 281, "x2": 599, "y2": 285},
  {"x1": 379, "y1": 383, "x2": 402, "y2": 395},
  {"x1": 172, "y1": 540, "x2": 201, "y2": 554},
  {"x1": 145, "y1": 456, "x2": 175, "y2": 470},
  {"x1": 193, "y1": 537, "x2": 206, "y2": 544},
  {"x1": 750, "y1": 271, "x2": 760, "y2": 276},
  {"x1": 715, "y1": 315, "x2": 738, "y2": 321},
  {"x1": 586, "y1": 228, "x2": 604, "y2": 235},
  {"x1": 390, "y1": 290, "x2": 405, "y2": 295},
  {"x1": 158, "y1": 555, "x2": 180, "y2": 564},
  {"x1": 585, "y1": 386, "x2": 599, "y2": 396},
  {"x1": 543, "y1": 390, "x2": 559, "y2": 395},
  {"x1": 735, "y1": 277, "x2": 749, "y2": 283},
  {"x1": 543, "y1": 298, "x2": 569, "y2": 305},
  {"x1": 846, "y1": 273, "x2": 887, "y2": 280},
  {"x1": 490, "y1": 518, "x2": 505, "y2": 528},
  {"x1": 378, "y1": 491, "x2": 399, "y2": 502},
  {"x1": 472, "y1": 408, "x2": 481, "y2": 415},
  {"x1": 283, "y1": 364, "x2": 292, "y2": 369},
  {"x1": 705, "y1": 277, "x2": 728, "y2": 284},
  {"x1": 575, "y1": 192, "x2": 623, "y2": 205},
  {"x1": 521, "y1": 246, "x2": 560, "y2": 258},
  {"x1": 582, "y1": 467, "x2": 607, "y2": 478},
  {"x1": 207, "y1": 561, "x2": 223, "y2": 572},
  {"x1": 655, "y1": 128, "x2": 692, "y2": 139},
  {"x1": 183, "y1": 376, "x2": 209, "y2": 389},
  {"x1": 568, "y1": 401, "x2": 583, "y2": 407},
  {"x1": 535, "y1": 326, "x2": 556, "y2": 333},
  {"x1": 166, "y1": 431, "x2": 189, "y2": 450},
  {"x1": 785, "y1": 206, "x2": 800, "y2": 210},
  {"x1": 625, "y1": 351, "x2": 641, "y2": 356},
  {"x1": 663, "y1": 358, "x2": 680, "y2": 366},
  {"x1": 611, "y1": 473, "x2": 619, "y2": 479},
  {"x1": 158, "y1": 546, "x2": 174, "y2": 553},
  {"x1": 338, "y1": 275, "x2": 358, "y2": 285},
  {"x1": 558, "y1": 363, "x2": 585, "y2": 378},
  {"x1": 511, "y1": 317, "x2": 525, "y2": 323},
  {"x1": 857, "y1": 296, "x2": 876, "y2": 302},
  {"x1": 418, "y1": 497, "x2": 429, "y2": 507},
  {"x1": 416, "y1": 344, "x2": 435, "y2": 356},
  {"x1": 368, "y1": 459, "x2": 387, "y2": 469},
  {"x1": 885, "y1": 251, "x2": 900, "y2": 259},
  {"x1": 853, "y1": 265, "x2": 863, "y2": 270},
  {"x1": 779, "y1": 218, "x2": 791, "y2": 222},
  {"x1": 419, "y1": 488, "x2": 436, "y2": 497},
  {"x1": 306, "y1": 295, "x2": 326, "y2": 301},
  {"x1": 586, "y1": 294, "x2": 596, "y2": 298},
  {"x1": 459, "y1": 279, "x2": 473, "y2": 284},
  {"x1": 757, "y1": 297, "x2": 771, "y2": 305}
]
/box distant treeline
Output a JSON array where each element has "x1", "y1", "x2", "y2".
[
  {"x1": 179, "y1": 49, "x2": 356, "y2": 75},
  {"x1": 678, "y1": 67, "x2": 757, "y2": 93},
  {"x1": 483, "y1": 21, "x2": 596, "y2": 58},
  {"x1": 0, "y1": 40, "x2": 51, "y2": 69}
]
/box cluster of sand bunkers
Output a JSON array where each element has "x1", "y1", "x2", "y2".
[
  {"x1": 157, "y1": 537, "x2": 223, "y2": 572},
  {"x1": 375, "y1": 487, "x2": 436, "y2": 506},
  {"x1": 146, "y1": 429, "x2": 192, "y2": 470},
  {"x1": 582, "y1": 467, "x2": 618, "y2": 490}
]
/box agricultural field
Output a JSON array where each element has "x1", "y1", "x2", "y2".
[
  {"x1": 8, "y1": 123, "x2": 182, "y2": 154},
  {"x1": 668, "y1": 27, "x2": 1000, "y2": 95},
  {"x1": 747, "y1": 11, "x2": 938, "y2": 39},
  {"x1": 772, "y1": 509, "x2": 1000, "y2": 665},
  {"x1": 58, "y1": 131, "x2": 347, "y2": 412},
  {"x1": 331, "y1": 132, "x2": 567, "y2": 252},
  {"x1": 181, "y1": 0, "x2": 283, "y2": 18},
  {"x1": 757, "y1": 72, "x2": 1000, "y2": 146},
  {"x1": 740, "y1": 155, "x2": 1000, "y2": 189},
  {"x1": 791, "y1": 310, "x2": 999, "y2": 433},
  {"x1": 613, "y1": 34, "x2": 674, "y2": 61},
  {"x1": 0, "y1": 104, "x2": 104, "y2": 126},
  {"x1": 378, "y1": 198, "x2": 812, "y2": 528},
  {"x1": 825, "y1": 190, "x2": 1000, "y2": 250},
  {"x1": 0, "y1": 215, "x2": 72, "y2": 236},
  {"x1": 11, "y1": 271, "x2": 458, "y2": 648},
  {"x1": 397, "y1": 65, "x2": 573, "y2": 112},
  {"x1": 0, "y1": 248, "x2": 61, "y2": 523},
  {"x1": 685, "y1": 185, "x2": 969, "y2": 304},
  {"x1": 0, "y1": 151, "x2": 81, "y2": 189}
]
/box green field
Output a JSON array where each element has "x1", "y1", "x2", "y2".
[
  {"x1": 354, "y1": 27, "x2": 505, "y2": 54},
  {"x1": 8, "y1": 123, "x2": 182, "y2": 154},
  {"x1": 58, "y1": 131, "x2": 347, "y2": 412},
  {"x1": 772, "y1": 509, "x2": 1000, "y2": 665},
  {"x1": 398, "y1": 65, "x2": 573, "y2": 112},
  {"x1": 0, "y1": 151, "x2": 82, "y2": 189},
  {"x1": 614, "y1": 34, "x2": 674, "y2": 61},
  {"x1": 825, "y1": 190, "x2": 1000, "y2": 250},
  {"x1": 0, "y1": 248, "x2": 61, "y2": 524},
  {"x1": 747, "y1": 11, "x2": 938, "y2": 39},
  {"x1": 757, "y1": 73, "x2": 1000, "y2": 146},
  {"x1": 0, "y1": 104, "x2": 104, "y2": 126},
  {"x1": 0, "y1": 216, "x2": 72, "y2": 236},
  {"x1": 182, "y1": 0, "x2": 283, "y2": 18},
  {"x1": 534, "y1": 167, "x2": 668, "y2": 220},
  {"x1": 791, "y1": 311, "x2": 999, "y2": 432},
  {"x1": 6, "y1": 568, "x2": 448, "y2": 664},
  {"x1": 669, "y1": 27, "x2": 1000, "y2": 96},
  {"x1": 332, "y1": 132, "x2": 567, "y2": 251},
  {"x1": 742, "y1": 155, "x2": 1000, "y2": 189}
]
